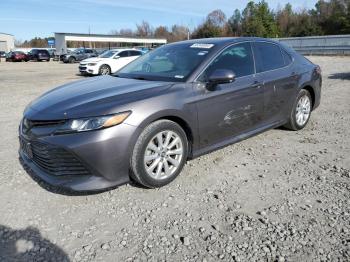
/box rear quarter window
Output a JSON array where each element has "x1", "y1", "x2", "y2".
[
  {"x1": 253, "y1": 42, "x2": 285, "y2": 73},
  {"x1": 281, "y1": 49, "x2": 293, "y2": 66}
]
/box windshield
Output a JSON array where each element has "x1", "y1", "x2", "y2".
[
  {"x1": 116, "y1": 43, "x2": 215, "y2": 82},
  {"x1": 99, "y1": 50, "x2": 118, "y2": 58}
]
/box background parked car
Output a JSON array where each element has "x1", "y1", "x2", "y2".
[
  {"x1": 6, "y1": 51, "x2": 28, "y2": 62},
  {"x1": 0, "y1": 51, "x2": 7, "y2": 58},
  {"x1": 27, "y1": 49, "x2": 50, "y2": 61},
  {"x1": 79, "y1": 49, "x2": 143, "y2": 75},
  {"x1": 62, "y1": 48, "x2": 98, "y2": 63}
]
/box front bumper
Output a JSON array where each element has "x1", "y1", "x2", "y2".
[
  {"x1": 79, "y1": 64, "x2": 98, "y2": 75},
  {"x1": 19, "y1": 123, "x2": 140, "y2": 192}
]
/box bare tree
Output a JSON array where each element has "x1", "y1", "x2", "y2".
[
  {"x1": 136, "y1": 21, "x2": 153, "y2": 37},
  {"x1": 154, "y1": 26, "x2": 170, "y2": 39},
  {"x1": 170, "y1": 25, "x2": 189, "y2": 42}
]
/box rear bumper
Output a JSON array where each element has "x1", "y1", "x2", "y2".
[
  {"x1": 19, "y1": 123, "x2": 140, "y2": 192},
  {"x1": 313, "y1": 76, "x2": 322, "y2": 110}
]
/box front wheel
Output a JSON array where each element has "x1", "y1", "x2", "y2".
[
  {"x1": 131, "y1": 120, "x2": 188, "y2": 188},
  {"x1": 284, "y1": 89, "x2": 312, "y2": 131},
  {"x1": 99, "y1": 64, "x2": 111, "y2": 75}
]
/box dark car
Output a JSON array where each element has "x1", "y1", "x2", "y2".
[
  {"x1": 6, "y1": 51, "x2": 29, "y2": 62},
  {"x1": 28, "y1": 49, "x2": 50, "y2": 61},
  {"x1": 0, "y1": 51, "x2": 7, "y2": 58},
  {"x1": 61, "y1": 48, "x2": 97, "y2": 63},
  {"x1": 19, "y1": 37, "x2": 321, "y2": 192}
]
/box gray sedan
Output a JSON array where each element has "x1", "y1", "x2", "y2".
[{"x1": 19, "y1": 37, "x2": 321, "y2": 191}]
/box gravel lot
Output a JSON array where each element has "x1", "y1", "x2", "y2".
[{"x1": 0, "y1": 57, "x2": 349, "y2": 262}]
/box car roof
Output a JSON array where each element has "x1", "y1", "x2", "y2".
[
  {"x1": 167, "y1": 37, "x2": 280, "y2": 48},
  {"x1": 109, "y1": 49, "x2": 141, "y2": 52}
]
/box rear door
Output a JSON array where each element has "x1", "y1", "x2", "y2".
[
  {"x1": 252, "y1": 41, "x2": 298, "y2": 123},
  {"x1": 195, "y1": 42, "x2": 265, "y2": 147}
]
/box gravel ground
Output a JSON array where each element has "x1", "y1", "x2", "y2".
[{"x1": 0, "y1": 57, "x2": 349, "y2": 262}]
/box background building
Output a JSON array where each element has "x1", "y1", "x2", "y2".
[
  {"x1": 0, "y1": 33, "x2": 15, "y2": 52},
  {"x1": 55, "y1": 32, "x2": 167, "y2": 55}
]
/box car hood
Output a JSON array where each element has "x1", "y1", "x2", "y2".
[
  {"x1": 81, "y1": 58, "x2": 104, "y2": 64},
  {"x1": 24, "y1": 76, "x2": 173, "y2": 120}
]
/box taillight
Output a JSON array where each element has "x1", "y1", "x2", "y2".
[{"x1": 315, "y1": 65, "x2": 321, "y2": 75}]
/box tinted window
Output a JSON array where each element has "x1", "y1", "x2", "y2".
[
  {"x1": 204, "y1": 42, "x2": 254, "y2": 78},
  {"x1": 281, "y1": 49, "x2": 292, "y2": 65},
  {"x1": 129, "y1": 50, "x2": 142, "y2": 56},
  {"x1": 86, "y1": 49, "x2": 93, "y2": 53},
  {"x1": 253, "y1": 42, "x2": 285, "y2": 72},
  {"x1": 117, "y1": 43, "x2": 215, "y2": 82},
  {"x1": 118, "y1": 51, "x2": 129, "y2": 57},
  {"x1": 38, "y1": 50, "x2": 49, "y2": 55}
]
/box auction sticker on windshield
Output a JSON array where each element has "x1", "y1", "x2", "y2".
[{"x1": 190, "y1": 43, "x2": 214, "y2": 49}]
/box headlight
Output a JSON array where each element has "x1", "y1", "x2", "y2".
[
  {"x1": 55, "y1": 111, "x2": 131, "y2": 134},
  {"x1": 87, "y1": 63, "x2": 97, "y2": 66}
]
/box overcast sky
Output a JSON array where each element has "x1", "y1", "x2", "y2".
[{"x1": 1, "y1": 0, "x2": 318, "y2": 41}]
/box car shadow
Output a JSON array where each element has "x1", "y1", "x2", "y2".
[
  {"x1": 328, "y1": 72, "x2": 350, "y2": 80},
  {"x1": 0, "y1": 224, "x2": 70, "y2": 262},
  {"x1": 75, "y1": 73, "x2": 94, "y2": 77}
]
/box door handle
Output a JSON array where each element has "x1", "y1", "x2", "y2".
[{"x1": 251, "y1": 81, "x2": 262, "y2": 89}]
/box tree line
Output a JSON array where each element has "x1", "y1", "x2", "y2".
[
  {"x1": 18, "y1": 0, "x2": 350, "y2": 47},
  {"x1": 114, "y1": 0, "x2": 350, "y2": 40}
]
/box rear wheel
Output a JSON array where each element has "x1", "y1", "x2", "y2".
[
  {"x1": 99, "y1": 64, "x2": 111, "y2": 75},
  {"x1": 131, "y1": 120, "x2": 188, "y2": 188},
  {"x1": 284, "y1": 89, "x2": 312, "y2": 130},
  {"x1": 69, "y1": 57, "x2": 76, "y2": 63}
]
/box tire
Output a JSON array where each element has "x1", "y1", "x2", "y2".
[
  {"x1": 284, "y1": 89, "x2": 312, "y2": 131},
  {"x1": 69, "y1": 57, "x2": 76, "y2": 63},
  {"x1": 99, "y1": 64, "x2": 111, "y2": 75},
  {"x1": 131, "y1": 120, "x2": 188, "y2": 188}
]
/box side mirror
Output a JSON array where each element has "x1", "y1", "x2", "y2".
[
  {"x1": 113, "y1": 56, "x2": 120, "y2": 59},
  {"x1": 207, "y1": 69, "x2": 235, "y2": 91}
]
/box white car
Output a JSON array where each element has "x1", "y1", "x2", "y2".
[{"x1": 79, "y1": 49, "x2": 143, "y2": 75}]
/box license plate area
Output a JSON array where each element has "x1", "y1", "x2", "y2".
[{"x1": 19, "y1": 136, "x2": 33, "y2": 159}]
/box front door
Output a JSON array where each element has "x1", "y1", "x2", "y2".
[{"x1": 194, "y1": 42, "x2": 265, "y2": 147}]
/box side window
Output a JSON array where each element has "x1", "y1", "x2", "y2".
[
  {"x1": 129, "y1": 50, "x2": 141, "y2": 56},
  {"x1": 118, "y1": 51, "x2": 129, "y2": 57},
  {"x1": 86, "y1": 50, "x2": 93, "y2": 53},
  {"x1": 203, "y1": 42, "x2": 254, "y2": 79},
  {"x1": 281, "y1": 49, "x2": 292, "y2": 66},
  {"x1": 253, "y1": 42, "x2": 285, "y2": 72}
]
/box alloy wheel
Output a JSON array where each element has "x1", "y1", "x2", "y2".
[
  {"x1": 100, "y1": 66, "x2": 110, "y2": 75},
  {"x1": 295, "y1": 94, "x2": 311, "y2": 126},
  {"x1": 144, "y1": 130, "x2": 184, "y2": 180}
]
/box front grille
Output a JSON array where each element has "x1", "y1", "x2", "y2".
[
  {"x1": 22, "y1": 118, "x2": 66, "y2": 134},
  {"x1": 29, "y1": 140, "x2": 91, "y2": 176},
  {"x1": 27, "y1": 119, "x2": 66, "y2": 127}
]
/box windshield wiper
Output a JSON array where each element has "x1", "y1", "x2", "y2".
[
  {"x1": 131, "y1": 76, "x2": 147, "y2": 80},
  {"x1": 113, "y1": 74, "x2": 151, "y2": 81}
]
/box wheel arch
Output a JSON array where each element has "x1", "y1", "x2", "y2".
[
  {"x1": 301, "y1": 85, "x2": 316, "y2": 110},
  {"x1": 133, "y1": 111, "x2": 195, "y2": 158}
]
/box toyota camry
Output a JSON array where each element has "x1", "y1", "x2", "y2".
[{"x1": 19, "y1": 37, "x2": 321, "y2": 191}]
